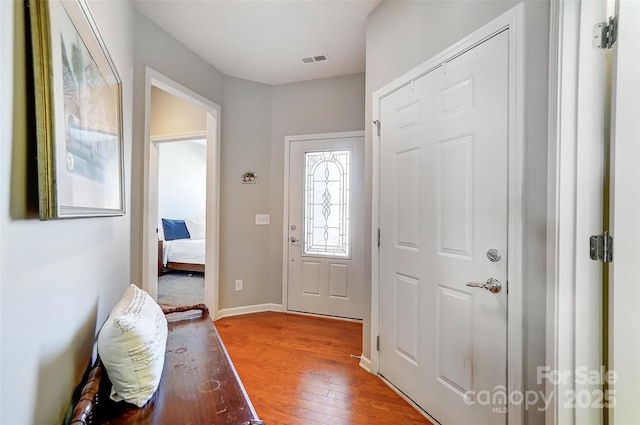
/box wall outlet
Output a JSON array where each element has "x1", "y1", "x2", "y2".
[
  {"x1": 235, "y1": 279, "x2": 243, "y2": 291},
  {"x1": 255, "y1": 214, "x2": 270, "y2": 225}
]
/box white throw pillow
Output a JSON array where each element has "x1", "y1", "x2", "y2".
[
  {"x1": 97, "y1": 284, "x2": 168, "y2": 407},
  {"x1": 185, "y1": 217, "x2": 206, "y2": 240}
]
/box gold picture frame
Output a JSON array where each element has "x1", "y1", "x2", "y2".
[{"x1": 29, "y1": 0, "x2": 125, "y2": 219}]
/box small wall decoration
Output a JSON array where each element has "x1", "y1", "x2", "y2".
[
  {"x1": 29, "y1": 0, "x2": 125, "y2": 219},
  {"x1": 242, "y1": 171, "x2": 257, "y2": 184}
]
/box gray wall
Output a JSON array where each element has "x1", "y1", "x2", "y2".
[
  {"x1": 219, "y1": 76, "x2": 273, "y2": 309},
  {"x1": 0, "y1": 1, "x2": 135, "y2": 422},
  {"x1": 365, "y1": 2, "x2": 549, "y2": 424}
]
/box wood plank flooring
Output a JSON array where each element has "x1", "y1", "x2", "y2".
[{"x1": 216, "y1": 312, "x2": 432, "y2": 425}]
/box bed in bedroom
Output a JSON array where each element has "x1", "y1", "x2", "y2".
[{"x1": 159, "y1": 217, "x2": 205, "y2": 275}]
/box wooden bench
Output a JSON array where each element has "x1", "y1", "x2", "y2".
[{"x1": 70, "y1": 304, "x2": 264, "y2": 425}]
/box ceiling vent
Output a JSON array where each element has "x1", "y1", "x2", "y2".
[{"x1": 301, "y1": 54, "x2": 329, "y2": 64}]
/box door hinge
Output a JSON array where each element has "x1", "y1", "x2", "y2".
[
  {"x1": 590, "y1": 231, "x2": 613, "y2": 263},
  {"x1": 593, "y1": 16, "x2": 617, "y2": 49},
  {"x1": 373, "y1": 120, "x2": 381, "y2": 137},
  {"x1": 377, "y1": 228, "x2": 381, "y2": 248},
  {"x1": 376, "y1": 335, "x2": 380, "y2": 351}
]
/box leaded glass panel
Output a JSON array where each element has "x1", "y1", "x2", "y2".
[{"x1": 303, "y1": 150, "x2": 350, "y2": 257}]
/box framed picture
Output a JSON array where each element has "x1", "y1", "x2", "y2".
[{"x1": 29, "y1": 0, "x2": 125, "y2": 219}]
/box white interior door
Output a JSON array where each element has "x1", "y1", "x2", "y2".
[
  {"x1": 609, "y1": 0, "x2": 640, "y2": 422},
  {"x1": 379, "y1": 30, "x2": 509, "y2": 424},
  {"x1": 286, "y1": 133, "x2": 364, "y2": 320}
]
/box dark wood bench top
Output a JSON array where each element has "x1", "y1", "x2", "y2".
[{"x1": 71, "y1": 304, "x2": 264, "y2": 425}]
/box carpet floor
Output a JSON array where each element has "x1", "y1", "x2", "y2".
[{"x1": 157, "y1": 271, "x2": 204, "y2": 306}]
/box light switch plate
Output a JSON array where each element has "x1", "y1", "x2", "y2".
[{"x1": 255, "y1": 214, "x2": 270, "y2": 225}]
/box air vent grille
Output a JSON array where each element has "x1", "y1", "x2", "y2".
[{"x1": 301, "y1": 54, "x2": 330, "y2": 64}]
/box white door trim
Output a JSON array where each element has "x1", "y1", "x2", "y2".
[
  {"x1": 142, "y1": 67, "x2": 222, "y2": 319},
  {"x1": 281, "y1": 130, "x2": 365, "y2": 313},
  {"x1": 546, "y1": 2, "x2": 578, "y2": 422},
  {"x1": 546, "y1": 1, "x2": 611, "y2": 423},
  {"x1": 371, "y1": 5, "x2": 524, "y2": 424}
]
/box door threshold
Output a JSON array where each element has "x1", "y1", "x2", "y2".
[{"x1": 285, "y1": 309, "x2": 363, "y2": 323}]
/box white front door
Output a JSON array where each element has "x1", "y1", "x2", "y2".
[
  {"x1": 379, "y1": 30, "x2": 509, "y2": 424},
  {"x1": 286, "y1": 133, "x2": 365, "y2": 320}
]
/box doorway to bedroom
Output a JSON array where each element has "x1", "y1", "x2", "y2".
[
  {"x1": 156, "y1": 136, "x2": 207, "y2": 306},
  {"x1": 143, "y1": 68, "x2": 221, "y2": 316}
]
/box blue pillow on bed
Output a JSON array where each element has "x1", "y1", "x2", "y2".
[{"x1": 162, "y1": 218, "x2": 191, "y2": 241}]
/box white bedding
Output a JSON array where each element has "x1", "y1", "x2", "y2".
[{"x1": 163, "y1": 239, "x2": 205, "y2": 266}]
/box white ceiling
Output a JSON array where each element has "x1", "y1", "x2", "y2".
[{"x1": 133, "y1": 0, "x2": 382, "y2": 86}]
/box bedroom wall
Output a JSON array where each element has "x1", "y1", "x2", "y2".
[
  {"x1": 0, "y1": 1, "x2": 135, "y2": 423},
  {"x1": 150, "y1": 86, "x2": 207, "y2": 140},
  {"x1": 365, "y1": 2, "x2": 549, "y2": 424},
  {"x1": 157, "y1": 141, "x2": 207, "y2": 221}
]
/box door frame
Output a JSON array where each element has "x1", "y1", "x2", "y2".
[
  {"x1": 546, "y1": 0, "x2": 613, "y2": 423},
  {"x1": 371, "y1": 5, "x2": 524, "y2": 424},
  {"x1": 142, "y1": 67, "x2": 222, "y2": 318},
  {"x1": 281, "y1": 130, "x2": 365, "y2": 314}
]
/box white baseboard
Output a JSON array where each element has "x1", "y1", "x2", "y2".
[
  {"x1": 359, "y1": 355, "x2": 373, "y2": 373},
  {"x1": 217, "y1": 303, "x2": 283, "y2": 319}
]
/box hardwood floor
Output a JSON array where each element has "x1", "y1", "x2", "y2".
[{"x1": 216, "y1": 312, "x2": 432, "y2": 425}]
